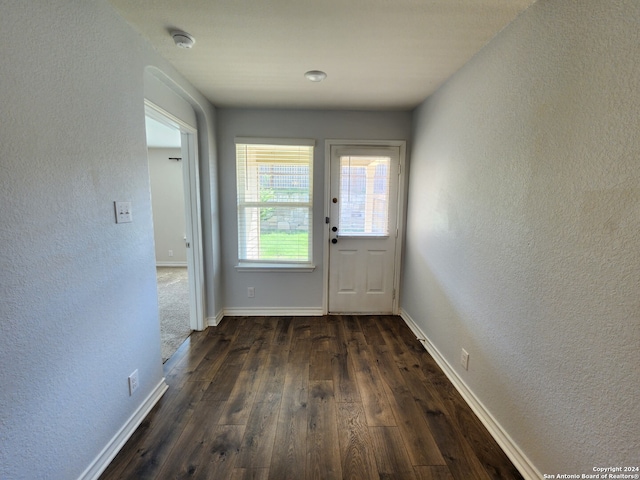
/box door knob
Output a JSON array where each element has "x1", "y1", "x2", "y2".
[
  {"x1": 332, "y1": 226, "x2": 338, "y2": 232},
  {"x1": 331, "y1": 238, "x2": 338, "y2": 244}
]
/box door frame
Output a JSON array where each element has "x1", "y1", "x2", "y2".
[
  {"x1": 145, "y1": 100, "x2": 206, "y2": 331},
  {"x1": 323, "y1": 139, "x2": 407, "y2": 315}
]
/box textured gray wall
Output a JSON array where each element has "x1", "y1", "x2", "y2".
[
  {"x1": 148, "y1": 147, "x2": 188, "y2": 265},
  {"x1": 0, "y1": 1, "x2": 219, "y2": 478},
  {"x1": 403, "y1": 0, "x2": 640, "y2": 474}
]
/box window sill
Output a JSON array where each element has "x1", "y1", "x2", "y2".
[{"x1": 235, "y1": 263, "x2": 316, "y2": 273}]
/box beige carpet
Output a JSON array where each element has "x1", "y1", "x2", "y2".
[{"x1": 156, "y1": 267, "x2": 191, "y2": 362}]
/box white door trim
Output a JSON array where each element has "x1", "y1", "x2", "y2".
[
  {"x1": 145, "y1": 100, "x2": 206, "y2": 331},
  {"x1": 323, "y1": 139, "x2": 407, "y2": 315}
]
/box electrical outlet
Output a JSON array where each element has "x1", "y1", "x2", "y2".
[
  {"x1": 461, "y1": 349, "x2": 469, "y2": 371},
  {"x1": 168, "y1": 249, "x2": 174, "y2": 257},
  {"x1": 248, "y1": 287, "x2": 255, "y2": 298},
  {"x1": 128, "y1": 369, "x2": 139, "y2": 395}
]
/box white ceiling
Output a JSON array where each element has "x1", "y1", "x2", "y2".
[{"x1": 111, "y1": 0, "x2": 535, "y2": 110}]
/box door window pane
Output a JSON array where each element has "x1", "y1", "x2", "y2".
[{"x1": 339, "y1": 156, "x2": 390, "y2": 236}]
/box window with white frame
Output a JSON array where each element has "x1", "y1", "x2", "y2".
[{"x1": 235, "y1": 138, "x2": 314, "y2": 264}]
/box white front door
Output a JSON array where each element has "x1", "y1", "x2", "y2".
[{"x1": 328, "y1": 144, "x2": 402, "y2": 313}]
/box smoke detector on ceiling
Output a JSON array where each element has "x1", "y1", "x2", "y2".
[{"x1": 171, "y1": 30, "x2": 195, "y2": 49}]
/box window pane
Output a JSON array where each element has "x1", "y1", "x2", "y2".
[
  {"x1": 237, "y1": 144, "x2": 312, "y2": 203},
  {"x1": 236, "y1": 142, "x2": 313, "y2": 263},
  {"x1": 339, "y1": 156, "x2": 390, "y2": 235},
  {"x1": 258, "y1": 164, "x2": 310, "y2": 202},
  {"x1": 238, "y1": 206, "x2": 311, "y2": 261}
]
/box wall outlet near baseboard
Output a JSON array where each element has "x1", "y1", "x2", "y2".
[
  {"x1": 128, "y1": 369, "x2": 139, "y2": 395},
  {"x1": 247, "y1": 287, "x2": 255, "y2": 298},
  {"x1": 461, "y1": 349, "x2": 469, "y2": 370}
]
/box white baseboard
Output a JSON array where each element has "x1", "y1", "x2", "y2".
[
  {"x1": 222, "y1": 307, "x2": 324, "y2": 317},
  {"x1": 155, "y1": 262, "x2": 187, "y2": 267},
  {"x1": 78, "y1": 379, "x2": 169, "y2": 480},
  {"x1": 399, "y1": 309, "x2": 541, "y2": 480},
  {"x1": 208, "y1": 310, "x2": 225, "y2": 327}
]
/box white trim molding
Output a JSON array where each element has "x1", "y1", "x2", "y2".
[
  {"x1": 399, "y1": 309, "x2": 542, "y2": 480},
  {"x1": 235, "y1": 136, "x2": 315, "y2": 147},
  {"x1": 156, "y1": 262, "x2": 188, "y2": 268},
  {"x1": 208, "y1": 310, "x2": 225, "y2": 327},
  {"x1": 235, "y1": 263, "x2": 315, "y2": 273},
  {"x1": 78, "y1": 379, "x2": 168, "y2": 480},
  {"x1": 222, "y1": 307, "x2": 324, "y2": 318}
]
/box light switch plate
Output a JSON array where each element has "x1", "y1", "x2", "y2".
[
  {"x1": 114, "y1": 201, "x2": 132, "y2": 223},
  {"x1": 461, "y1": 348, "x2": 469, "y2": 370}
]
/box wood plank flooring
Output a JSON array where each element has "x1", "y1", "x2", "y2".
[{"x1": 100, "y1": 315, "x2": 523, "y2": 480}]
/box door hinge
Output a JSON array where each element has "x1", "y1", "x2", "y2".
[
  {"x1": 392, "y1": 289, "x2": 396, "y2": 300},
  {"x1": 325, "y1": 217, "x2": 330, "y2": 224}
]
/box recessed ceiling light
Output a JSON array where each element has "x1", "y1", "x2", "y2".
[
  {"x1": 304, "y1": 70, "x2": 327, "y2": 82},
  {"x1": 171, "y1": 30, "x2": 196, "y2": 49}
]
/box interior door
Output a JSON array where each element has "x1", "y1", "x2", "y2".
[{"x1": 328, "y1": 145, "x2": 400, "y2": 313}]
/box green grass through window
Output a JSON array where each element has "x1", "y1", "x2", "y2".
[{"x1": 259, "y1": 231, "x2": 309, "y2": 260}]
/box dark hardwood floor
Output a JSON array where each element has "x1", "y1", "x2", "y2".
[{"x1": 100, "y1": 315, "x2": 523, "y2": 480}]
